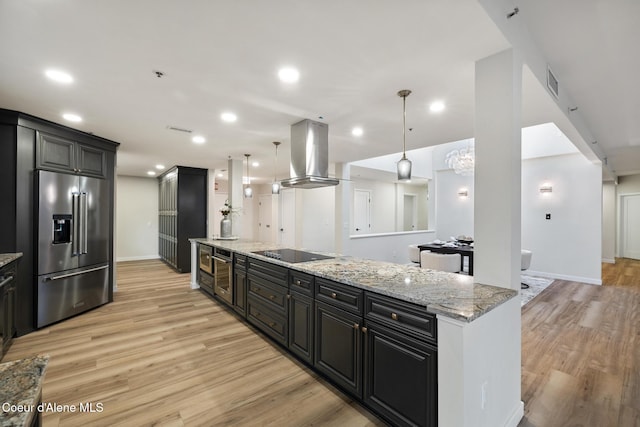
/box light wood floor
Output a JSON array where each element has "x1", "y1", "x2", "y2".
[
  {"x1": 6, "y1": 258, "x2": 640, "y2": 426},
  {"x1": 518, "y1": 258, "x2": 640, "y2": 427},
  {"x1": 6, "y1": 260, "x2": 383, "y2": 426}
]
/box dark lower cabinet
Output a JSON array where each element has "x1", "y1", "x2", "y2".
[
  {"x1": 364, "y1": 320, "x2": 437, "y2": 427},
  {"x1": 198, "y1": 269, "x2": 214, "y2": 296},
  {"x1": 314, "y1": 301, "x2": 363, "y2": 399},
  {"x1": 233, "y1": 255, "x2": 247, "y2": 318},
  {"x1": 288, "y1": 291, "x2": 313, "y2": 364},
  {"x1": 0, "y1": 261, "x2": 18, "y2": 360}
]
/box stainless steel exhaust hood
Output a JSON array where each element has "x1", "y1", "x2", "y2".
[{"x1": 280, "y1": 119, "x2": 339, "y2": 189}]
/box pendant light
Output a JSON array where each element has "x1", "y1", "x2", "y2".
[
  {"x1": 244, "y1": 154, "x2": 253, "y2": 198},
  {"x1": 396, "y1": 89, "x2": 412, "y2": 181},
  {"x1": 271, "y1": 141, "x2": 281, "y2": 194}
]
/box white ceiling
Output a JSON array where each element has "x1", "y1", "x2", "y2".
[{"x1": 1, "y1": 0, "x2": 638, "y2": 182}]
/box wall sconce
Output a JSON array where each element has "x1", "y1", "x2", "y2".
[
  {"x1": 539, "y1": 183, "x2": 553, "y2": 193},
  {"x1": 457, "y1": 188, "x2": 469, "y2": 198}
]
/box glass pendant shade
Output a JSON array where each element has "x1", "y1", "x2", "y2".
[
  {"x1": 271, "y1": 141, "x2": 281, "y2": 195},
  {"x1": 271, "y1": 182, "x2": 280, "y2": 194},
  {"x1": 396, "y1": 89, "x2": 412, "y2": 181},
  {"x1": 397, "y1": 156, "x2": 412, "y2": 181},
  {"x1": 244, "y1": 153, "x2": 252, "y2": 198}
]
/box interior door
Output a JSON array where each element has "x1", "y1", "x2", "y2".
[
  {"x1": 258, "y1": 194, "x2": 272, "y2": 243},
  {"x1": 353, "y1": 189, "x2": 371, "y2": 235},
  {"x1": 403, "y1": 194, "x2": 417, "y2": 232},
  {"x1": 280, "y1": 189, "x2": 295, "y2": 247},
  {"x1": 621, "y1": 194, "x2": 640, "y2": 259}
]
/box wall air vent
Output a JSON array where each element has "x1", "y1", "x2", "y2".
[
  {"x1": 547, "y1": 66, "x2": 559, "y2": 99},
  {"x1": 166, "y1": 126, "x2": 193, "y2": 133}
]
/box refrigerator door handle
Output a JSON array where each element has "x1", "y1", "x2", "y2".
[
  {"x1": 44, "y1": 264, "x2": 109, "y2": 281},
  {"x1": 72, "y1": 192, "x2": 80, "y2": 256},
  {"x1": 80, "y1": 192, "x2": 88, "y2": 254}
]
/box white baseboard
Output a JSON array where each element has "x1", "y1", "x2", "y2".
[
  {"x1": 602, "y1": 258, "x2": 615, "y2": 264},
  {"x1": 526, "y1": 269, "x2": 602, "y2": 286},
  {"x1": 116, "y1": 255, "x2": 161, "y2": 262}
]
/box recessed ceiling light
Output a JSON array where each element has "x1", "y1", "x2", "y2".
[
  {"x1": 252, "y1": 161, "x2": 259, "y2": 167},
  {"x1": 217, "y1": 173, "x2": 224, "y2": 178},
  {"x1": 429, "y1": 101, "x2": 445, "y2": 113},
  {"x1": 147, "y1": 171, "x2": 156, "y2": 176},
  {"x1": 352, "y1": 127, "x2": 364, "y2": 137},
  {"x1": 155, "y1": 164, "x2": 165, "y2": 170},
  {"x1": 62, "y1": 113, "x2": 82, "y2": 122},
  {"x1": 45, "y1": 69, "x2": 73, "y2": 84},
  {"x1": 221, "y1": 112, "x2": 237, "y2": 123},
  {"x1": 278, "y1": 67, "x2": 300, "y2": 83},
  {"x1": 192, "y1": 135, "x2": 206, "y2": 144}
]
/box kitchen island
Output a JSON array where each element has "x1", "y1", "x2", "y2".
[{"x1": 190, "y1": 239, "x2": 523, "y2": 427}]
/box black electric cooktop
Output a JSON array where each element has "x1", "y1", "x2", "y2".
[{"x1": 252, "y1": 248, "x2": 334, "y2": 263}]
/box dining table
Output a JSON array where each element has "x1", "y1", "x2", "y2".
[{"x1": 417, "y1": 242, "x2": 474, "y2": 275}]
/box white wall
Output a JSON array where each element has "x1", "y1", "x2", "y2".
[
  {"x1": 521, "y1": 153, "x2": 602, "y2": 283},
  {"x1": 602, "y1": 182, "x2": 616, "y2": 263},
  {"x1": 297, "y1": 186, "x2": 336, "y2": 253},
  {"x1": 435, "y1": 169, "x2": 474, "y2": 241},
  {"x1": 116, "y1": 175, "x2": 158, "y2": 261},
  {"x1": 352, "y1": 179, "x2": 396, "y2": 233}
]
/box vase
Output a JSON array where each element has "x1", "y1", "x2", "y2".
[{"x1": 220, "y1": 214, "x2": 232, "y2": 238}]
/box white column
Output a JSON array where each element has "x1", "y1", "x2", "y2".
[
  {"x1": 474, "y1": 48, "x2": 523, "y2": 290},
  {"x1": 228, "y1": 158, "x2": 243, "y2": 237}
]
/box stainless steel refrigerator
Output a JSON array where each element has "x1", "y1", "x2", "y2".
[{"x1": 36, "y1": 170, "x2": 110, "y2": 327}]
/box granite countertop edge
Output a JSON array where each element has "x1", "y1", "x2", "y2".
[
  {"x1": 191, "y1": 238, "x2": 518, "y2": 323},
  {"x1": 0, "y1": 253, "x2": 23, "y2": 269},
  {"x1": 0, "y1": 354, "x2": 49, "y2": 427}
]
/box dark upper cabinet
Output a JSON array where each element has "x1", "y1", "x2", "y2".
[
  {"x1": 158, "y1": 166, "x2": 207, "y2": 273},
  {"x1": 37, "y1": 132, "x2": 107, "y2": 178},
  {"x1": 363, "y1": 320, "x2": 437, "y2": 427}
]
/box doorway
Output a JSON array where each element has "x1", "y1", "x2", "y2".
[
  {"x1": 353, "y1": 189, "x2": 371, "y2": 235},
  {"x1": 403, "y1": 193, "x2": 417, "y2": 232},
  {"x1": 620, "y1": 193, "x2": 640, "y2": 259}
]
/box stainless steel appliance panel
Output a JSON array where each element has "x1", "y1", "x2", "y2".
[
  {"x1": 214, "y1": 253, "x2": 233, "y2": 305},
  {"x1": 199, "y1": 244, "x2": 213, "y2": 274},
  {"x1": 78, "y1": 175, "x2": 109, "y2": 267},
  {"x1": 38, "y1": 170, "x2": 79, "y2": 274},
  {"x1": 37, "y1": 263, "x2": 109, "y2": 328}
]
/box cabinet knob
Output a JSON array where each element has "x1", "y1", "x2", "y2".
[
  {"x1": 361, "y1": 326, "x2": 368, "y2": 334},
  {"x1": 269, "y1": 322, "x2": 276, "y2": 328},
  {"x1": 391, "y1": 312, "x2": 398, "y2": 321},
  {"x1": 295, "y1": 280, "x2": 301, "y2": 286},
  {"x1": 331, "y1": 292, "x2": 337, "y2": 299},
  {"x1": 269, "y1": 295, "x2": 275, "y2": 300},
  {"x1": 353, "y1": 323, "x2": 360, "y2": 330},
  {"x1": 287, "y1": 294, "x2": 291, "y2": 300}
]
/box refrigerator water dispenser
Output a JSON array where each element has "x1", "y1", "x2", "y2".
[{"x1": 52, "y1": 214, "x2": 72, "y2": 244}]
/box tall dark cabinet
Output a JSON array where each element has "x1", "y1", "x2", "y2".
[
  {"x1": 0, "y1": 109, "x2": 118, "y2": 336},
  {"x1": 158, "y1": 166, "x2": 207, "y2": 273}
]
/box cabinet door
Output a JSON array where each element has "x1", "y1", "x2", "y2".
[
  {"x1": 289, "y1": 292, "x2": 313, "y2": 364},
  {"x1": 364, "y1": 321, "x2": 437, "y2": 427},
  {"x1": 234, "y1": 268, "x2": 247, "y2": 317},
  {"x1": 77, "y1": 143, "x2": 107, "y2": 178},
  {"x1": 314, "y1": 301, "x2": 363, "y2": 398},
  {"x1": 37, "y1": 133, "x2": 75, "y2": 173}
]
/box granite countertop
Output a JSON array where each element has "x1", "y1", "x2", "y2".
[
  {"x1": 0, "y1": 253, "x2": 22, "y2": 269},
  {"x1": 0, "y1": 354, "x2": 49, "y2": 427},
  {"x1": 192, "y1": 238, "x2": 517, "y2": 322}
]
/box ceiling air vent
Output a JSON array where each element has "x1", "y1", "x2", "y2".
[
  {"x1": 166, "y1": 125, "x2": 192, "y2": 133},
  {"x1": 546, "y1": 66, "x2": 559, "y2": 99}
]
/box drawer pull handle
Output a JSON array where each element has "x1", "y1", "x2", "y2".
[
  {"x1": 391, "y1": 312, "x2": 398, "y2": 321},
  {"x1": 331, "y1": 292, "x2": 337, "y2": 299}
]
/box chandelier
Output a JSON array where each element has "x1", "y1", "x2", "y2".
[{"x1": 445, "y1": 146, "x2": 475, "y2": 176}]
